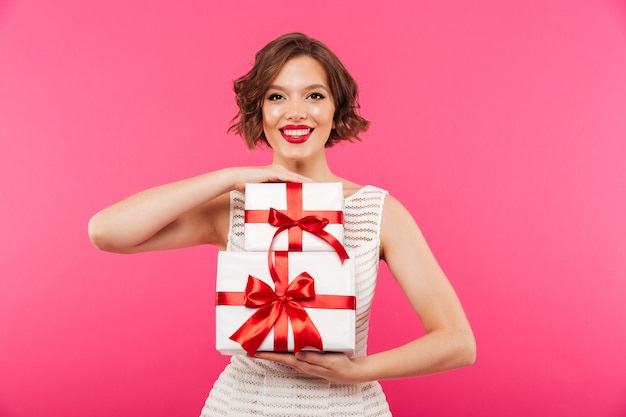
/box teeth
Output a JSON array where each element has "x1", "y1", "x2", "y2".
[{"x1": 283, "y1": 128, "x2": 311, "y2": 138}]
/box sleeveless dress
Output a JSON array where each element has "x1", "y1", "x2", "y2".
[{"x1": 200, "y1": 185, "x2": 392, "y2": 417}]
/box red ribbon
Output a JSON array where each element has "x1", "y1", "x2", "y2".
[
  {"x1": 216, "y1": 252, "x2": 356, "y2": 356},
  {"x1": 229, "y1": 272, "x2": 322, "y2": 356},
  {"x1": 245, "y1": 183, "x2": 349, "y2": 261}
]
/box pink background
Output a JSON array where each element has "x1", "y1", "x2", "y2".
[{"x1": 1, "y1": 1, "x2": 626, "y2": 416}]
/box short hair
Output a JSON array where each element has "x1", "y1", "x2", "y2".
[{"x1": 228, "y1": 33, "x2": 371, "y2": 149}]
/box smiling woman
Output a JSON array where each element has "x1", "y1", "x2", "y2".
[{"x1": 88, "y1": 32, "x2": 475, "y2": 417}]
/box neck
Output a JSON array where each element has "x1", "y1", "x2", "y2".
[{"x1": 272, "y1": 153, "x2": 339, "y2": 182}]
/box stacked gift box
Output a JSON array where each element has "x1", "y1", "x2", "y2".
[{"x1": 215, "y1": 183, "x2": 356, "y2": 356}]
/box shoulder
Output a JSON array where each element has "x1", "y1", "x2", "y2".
[
  {"x1": 340, "y1": 180, "x2": 364, "y2": 199},
  {"x1": 381, "y1": 192, "x2": 403, "y2": 211},
  {"x1": 381, "y1": 193, "x2": 413, "y2": 228},
  {"x1": 340, "y1": 180, "x2": 388, "y2": 201},
  {"x1": 379, "y1": 193, "x2": 423, "y2": 260}
]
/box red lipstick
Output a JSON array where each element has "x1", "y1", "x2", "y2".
[{"x1": 280, "y1": 125, "x2": 314, "y2": 144}]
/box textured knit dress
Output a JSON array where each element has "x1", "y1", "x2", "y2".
[{"x1": 200, "y1": 185, "x2": 393, "y2": 417}]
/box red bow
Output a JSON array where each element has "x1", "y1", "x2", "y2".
[
  {"x1": 229, "y1": 272, "x2": 323, "y2": 356},
  {"x1": 268, "y1": 208, "x2": 349, "y2": 263}
]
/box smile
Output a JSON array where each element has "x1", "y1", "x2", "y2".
[
  {"x1": 280, "y1": 126, "x2": 314, "y2": 144},
  {"x1": 283, "y1": 128, "x2": 311, "y2": 137}
]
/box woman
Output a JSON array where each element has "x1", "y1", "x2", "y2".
[{"x1": 88, "y1": 32, "x2": 476, "y2": 417}]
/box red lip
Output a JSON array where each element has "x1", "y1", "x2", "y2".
[
  {"x1": 280, "y1": 130, "x2": 313, "y2": 144},
  {"x1": 280, "y1": 125, "x2": 314, "y2": 144},
  {"x1": 280, "y1": 124, "x2": 312, "y2": 130}
]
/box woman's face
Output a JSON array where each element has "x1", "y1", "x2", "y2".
[{"x1": 262, "y1": 55, "x2": 335, "y2": 162}]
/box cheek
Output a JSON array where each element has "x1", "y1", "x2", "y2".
[
  {"x1": 310, "y1": 105, "x2": 335, "y2": 124},
  {"x1": 262, "y1": 105, "x2": 280, "y2": 126}
]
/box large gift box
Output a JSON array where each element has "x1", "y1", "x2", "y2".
[
  {"x1": 215, "y1": 250, "x2": 356, "y2": 356},
  {"x1": 244, "y1": 182, "x2": 346, "y2": 253}
]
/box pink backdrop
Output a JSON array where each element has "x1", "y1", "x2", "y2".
[{"x1": 1, "y1": 1, "x2": 626, "y2": 416}]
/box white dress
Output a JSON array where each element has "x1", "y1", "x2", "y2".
[{"x1": 200, "y1": 185, "x2": 393, "y2": 417}]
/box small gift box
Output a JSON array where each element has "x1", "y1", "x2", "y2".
[
  {"x1": 215, "y1": 251, "x2": 356, "y2": 356},
  {"x1": 244, "y1": 182, "x2": 346, "y2": 253}
]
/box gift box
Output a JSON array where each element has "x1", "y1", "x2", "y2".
[
  {"x1": 244, "y1": 182, "x2": 346, "y2": 253},
  {"x1": 215, "y1": 250, "x2": 356, "y2": 356}
]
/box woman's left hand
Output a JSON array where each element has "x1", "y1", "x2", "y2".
[{"x1": 254, "y1": 351, "x2": 366, "y2": 384}]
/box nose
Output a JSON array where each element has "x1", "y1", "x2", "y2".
[{"x1": 286, "y1": 100, "x2": 306, "y2": 120}]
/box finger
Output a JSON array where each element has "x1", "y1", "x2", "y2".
[
  {"x1": 256, "y1": 352, "x2": 327, "y2": 374},
  {"x1": 269, "y1": 172, "x2": 314, "y2": 184},
  {"x1": 255, "y1": 352, "x2": 299, "y2": 366},
  {"x1": 269, "y1": 165, "x2": 315, "y2": 183},
  {"x1": 294, "y1": 351, "x2": 327, "y2": 367}
]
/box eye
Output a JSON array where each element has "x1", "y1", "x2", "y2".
[
  {"x1": 267, "y1": 93, "x2": 284, "y2": 101},
  {"x1": 308, "y1": 92, "x2": 326, "y2": 100}
]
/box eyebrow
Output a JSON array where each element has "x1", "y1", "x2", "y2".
[{"x1": 267, "y1": 84, "x2": 330, "y2": 92}]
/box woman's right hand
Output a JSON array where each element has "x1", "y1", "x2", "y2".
[{"x1": 229, "y1": 164, "x2": 314, "y2": 192}]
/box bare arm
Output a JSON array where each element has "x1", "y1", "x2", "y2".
[
  {"x1": 348, "y1": 195, "x2": 476, "y2": 380},
  {"x1": 257, "y1": 194, "x2": 475, "y2": 382},
  {"x1": 87, "y1": 165, "x2": 312, "y2": 253}
]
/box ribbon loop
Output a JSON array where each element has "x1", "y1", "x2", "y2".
[
  {"x1": 298, "y1": 215, "x2": 330, "y2": 232},
  {"x1": 268, "y1": 209, "x2": 330, "y2": 233},
  {"x1": 243, "y1": 276, "x2": 278, "y2": 307}
]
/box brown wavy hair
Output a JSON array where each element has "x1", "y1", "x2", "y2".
[{"x1": 228, "y1": 33, "x2": 371, "y2": 149}]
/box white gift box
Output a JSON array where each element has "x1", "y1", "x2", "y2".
[
  {"x1": 244, "y1": 182, "x2": 345, "y2": 252},
  {"x1": 215, "y1": 251, "x2": 356, "y2": 355}
]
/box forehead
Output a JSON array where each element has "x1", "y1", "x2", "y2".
[{"x1": 270, "y1": 55, "x2": 330, "y2": 88}]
